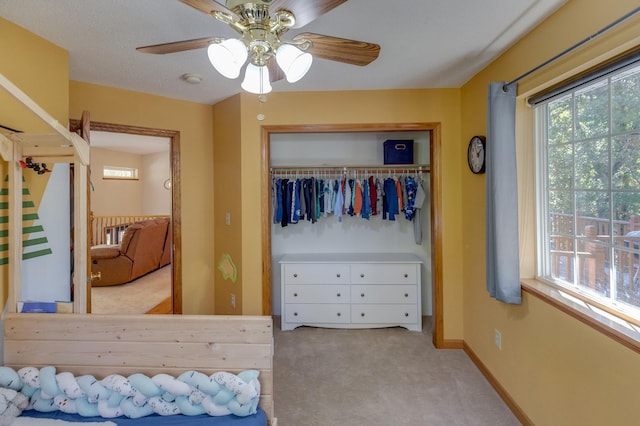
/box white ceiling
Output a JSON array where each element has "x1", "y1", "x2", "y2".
[
  {"x1": 91, "y1": 131, "x2": 170, "y2": 155},
  {"x1": 1, "y1": 0, "x2": 567, "y2": 106}
]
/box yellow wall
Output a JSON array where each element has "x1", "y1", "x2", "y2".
[
  {"x1": 0, "y1": 18, "x2": 69, "y2": 306},
  {"x1": 0, "y1": 18, "x2": 69, "y2": 131},
  {"x1": 91, "y1": 148, "x2": 143, "y2": 216},
  {"x1": 212, "y1": 95, "x2": 243, "y2": 315},
  {"x1": 232, "y1": 89, "x2": 464, "y2": 338},
  {"x1": 461, "y1": 1, "x2": 640, "y2": 424},
  {"x1": 69, "y1": 82, "x2": 215, "y2": 314}
]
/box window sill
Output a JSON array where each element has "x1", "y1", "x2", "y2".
[{"x1": 521, "y1": 279, "x2": 640, "y2": 354}]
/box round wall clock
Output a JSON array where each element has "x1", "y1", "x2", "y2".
[{"x1": 467, "y1": 135, "x2": 486, "y2": 174}]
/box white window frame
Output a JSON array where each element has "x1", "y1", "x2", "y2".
[
  {"x1": 103, "y1": 165, "x2": 138, "y2": 180},
  {"x1": 534, "y1": 59, "x2": 640, "y2": 324}
]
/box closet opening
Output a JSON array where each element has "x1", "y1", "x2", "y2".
[{"x1": 260, "y1": 123, "x2": 444, "y2": 346}]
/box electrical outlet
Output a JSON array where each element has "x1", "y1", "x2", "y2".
[
  {"x1": 494, "y1": 329, "x2": 502, "y2": 351},
  {"x1": 230, "y1": 293, "x2": 236, "y2": 308}
]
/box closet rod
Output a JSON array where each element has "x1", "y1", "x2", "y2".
[
  {"x1": 503, "y1": 6, "x2": 640, "y2": 91},
  {"x1": 271, "y1": 164, "x2": 430, "y2": 172}
]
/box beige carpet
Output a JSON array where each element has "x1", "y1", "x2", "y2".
[
  {"x1": 91, "y1": 265, "x2": 171, "y2": 314},
  {"x1": 273, "y1": 317, "x2": 521, "y2": 426}
]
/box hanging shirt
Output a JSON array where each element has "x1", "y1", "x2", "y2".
[
  {"x1": 323, "y1": 179, "x2": 333, "y2": 217},
  {"x1": 281, "y1": 179, "x2": 290, "y2": 227},
  {"x1": 316, "y1": 179, "x2": 323, "y2": 219},
  {"x1": 361, "y1": 178, "x2": 371, "y2": 220},
  {"x1": 274, "y1": 178, "x2": 283, "y2": 224},
  {"x1": 300, "y1": 178, "x2": 308, "y2": 221},
  {"x1": 404, "y1": 176, "x2": 417, "y2": 221},
  {"x1": 309, "y1": 177, "x2": 317, "y2": 223},
  {"x1": 334, "y1": 178, "x2": 345, "y2": 222},
  {"x1": 290, "y1": 179, "x2": 300, "y2": 224},
  {"x1": 376, "y1": 178, "x2": 383, "y2": 215},
  {"x1": 395, "y1": 177, "x2": 404, "y2": 212},
  {"x1": 368, "y1": 176, "x2": 377, "y2": 215},
  {"x1": 354, "y1": 180, "x2": 363, "y2": 215},
  {"x1": 383, "y1": 177, "x2": 399, "y2": 221},
  {"x1": 413, "y1": 179, "x2": 427, "y2": 245},
  {"x1": 344, "y1": 179, "x2": 353, "y2": 216}
]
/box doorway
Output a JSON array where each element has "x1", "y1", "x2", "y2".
[{"x1": 70, "y1": 119, "x2": 182, "y2": 314}]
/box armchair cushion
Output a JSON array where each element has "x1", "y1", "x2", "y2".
[{"x1": 90, "y1": 245, "x2": 121, "y2": 260}]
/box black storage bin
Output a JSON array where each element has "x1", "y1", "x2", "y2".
[{"x1": 383, "y1": 140, "x2": 414, "y2": 164}]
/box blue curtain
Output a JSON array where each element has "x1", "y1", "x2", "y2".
[{"x1": 485, "y1": 82, "x2": 521, "y2": 304}]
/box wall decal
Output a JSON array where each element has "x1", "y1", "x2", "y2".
[{"x1": 217, "y1": 253, "x2": 237, "y2": 283}]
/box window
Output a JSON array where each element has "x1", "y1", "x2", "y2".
[
  {"x1": 103, "y1": 165, "x2": 138, "y2": 180},
  {"x1": 535, "y1": 56, "x2": 640, "y2": 322}
]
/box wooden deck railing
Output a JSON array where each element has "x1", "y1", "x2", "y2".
[
  {"x1": 549, "y1": 213, "x2": 640, "y2": 299},
  {"x1": 90, "y1": 214, "x2": 170, "y2": 246}
]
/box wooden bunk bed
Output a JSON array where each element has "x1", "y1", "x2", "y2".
[
  {"x1": 0, "y1": 72, "x2": 90, "y2": 314},
  {"x1": 0, "y1": 73, "x2": 277, "y2": 425},
  {"x1": 3, "y1": 313, "x2": 275, "y2": 425}
]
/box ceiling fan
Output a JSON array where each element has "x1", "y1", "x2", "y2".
[{"x1": 136, "y1": 0, "x2": 381, "y2": 94}]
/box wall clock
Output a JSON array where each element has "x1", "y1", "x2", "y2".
[{"x1": 467, "y1": 135, "x2": 486, "y2": 174}]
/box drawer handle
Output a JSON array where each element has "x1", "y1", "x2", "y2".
[
  {"x1": 337, "y1": 293, "x2": 341, "y2": 297},
  {"x1": 404, "y1": 273, "x2": 408, "y2": 278},
  {"x1": 336, "y1": 273, "x2": 341, "y2": 278},
  {"x1": 361, "y1": 313, "x2": 365, "y2": 317},
  {"x1": 337, "y1": 312, "x2": 341, "y2": 317},
  {"x1": 293, "y1": 273, "x2": 298, "y2": 278},
  {"x1": 361, "y1": 293, "x2": 365, "y2": 297},
  {"x1": 294, "y1": 293, "x2": 298, "y2": 297},
  {"x1": 404, "y1": 293, "x2": 409, "y2": 297},
  {"x1": 360, "y1": 273, "x2": 365, "y2": 278},
  {"x1": 294, "y1": 312, "x2": 298, "y2": 316},
  {"x1": 404, "y1": 313, "x2": 409, "y2": 317}
]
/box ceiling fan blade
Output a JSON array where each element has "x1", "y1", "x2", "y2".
[
  {"x1": 270, "y1": 0, "x2": 347, "y2": 29},
  {"x1": 137, "y1": 37, "x2": 223, "y2": 54},
  {"x1": 293, "y1": 33, "x2": 380, "y2": 66},
  {"x1": 267, "y1": 58, "x2": 285, "y2": 83},
  {"x1": 179, "y1": 0, "x2": 233, "y2": 16}
]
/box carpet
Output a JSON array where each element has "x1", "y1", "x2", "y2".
[{"x1": 90, "y1": 266, "x2": 171, "y2": 314}]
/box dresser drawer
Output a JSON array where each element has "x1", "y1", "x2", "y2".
[
  {"x1": 283, "y1": 264, "x2": 349, "y2": 285},
  {"x1": 284, "y1": 304, "x2": 349, "y2": 324},
  {"x1": 351, "y1": 263, "x2": 418, "y2": 284},
  {"x1": 351, "y1": 285, "x2": 417, "y2": 304},
  {"x1": 351, "y1": 304, "x2": 418, "y2": 324},
  {"x1": 285, "y1": 285, "x2": 350, "y2": 304}
]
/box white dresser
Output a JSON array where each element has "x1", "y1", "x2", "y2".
[{"x1": 279, "y1": 253, "x2": 422, "y2": 331}]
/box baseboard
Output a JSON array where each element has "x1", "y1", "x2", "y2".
[
  {"x1": 439, "y1": 338, "x2": 464, "y2": 349},
  {"x1": 463, "y1": 342, "x2": 533, "y2": 426}
]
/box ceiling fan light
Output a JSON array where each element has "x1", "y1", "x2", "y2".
[
  {"x1": 241, "y1": 64, "x2": 272, "y2": 94},
  {"x1": 207, "y1": 39, "x2": 248, "y2": 79},
  {"x1": 276, "y1": 44, "x2": 313, "y2": 83}
]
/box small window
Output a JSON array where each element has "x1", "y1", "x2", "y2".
[{"x1": 103, "y1": 165, "x2": 138, "y2": 180}]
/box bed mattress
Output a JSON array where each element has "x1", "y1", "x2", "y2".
[{"x1": 20, "y1": 407, "x2": 268, "y2": 425}]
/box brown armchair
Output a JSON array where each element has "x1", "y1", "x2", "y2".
[{"x1": 91, "y1": 218, "x2": 170, "y2": 287}]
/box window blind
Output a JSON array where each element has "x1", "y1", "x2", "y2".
[{"x1": 528, "y1": 47, "x2": 640, "y2": 105}]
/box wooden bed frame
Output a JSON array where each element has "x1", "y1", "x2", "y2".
[{"x1": 3, "y1": 313, "x2": 277, "y2": 425}]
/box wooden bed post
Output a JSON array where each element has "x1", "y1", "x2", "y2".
[
  {"x1": 7, "y1": 138, "x2": 22, "y2": 312},
  {"x1": 0, "y1": 72, "x2": 90, "y2": 313}
]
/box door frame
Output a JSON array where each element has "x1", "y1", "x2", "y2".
[
  {"x1": 70, "y1": 119, "x2": 182, "y2": 314},
  {"x1": 260, "y1": 122, "x2": 443, "y2": 346}
]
